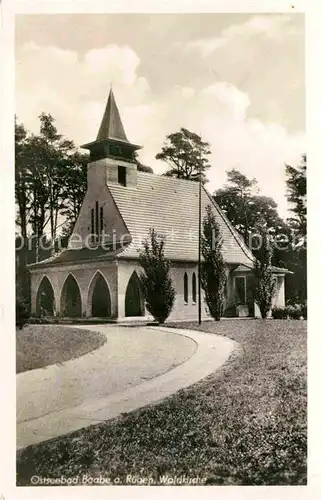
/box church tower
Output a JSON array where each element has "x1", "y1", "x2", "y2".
[
  {"x1": 68, "y1": 90, "x2": 141, "y2": 250},
  {"x1": 81, "y1": 88, "x2": 142, "y2": 188}
]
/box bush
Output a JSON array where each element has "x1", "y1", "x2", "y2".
[
  {"x1": 272, "y1": 306, "x2": 288, "y2": 319},
  {"x1": 16, "y1": 296, "x2": 30, "y2": 329},
  {"x1": 139, "y1": 229, "x2": 176, "y2": 324},
  {"x1": 287, "y1": 304, "x2": 302, "y2": 320},
  {"x1": 301, "y1": 303, "x2": 307, "y2": 320}
]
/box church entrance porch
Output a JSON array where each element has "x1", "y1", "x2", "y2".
[
  {"x1": 125, "y1": 271, "x2": 144, "y2": 317},
  {"x1": 60, "y1": 274, "x2": 82, "y2": 318},
  {"x1": 88, "y1": 272, "x2": 112, "y2": 318},
  {"x1": 36, "y1": 276, "x2": 56, "y2": 317}
]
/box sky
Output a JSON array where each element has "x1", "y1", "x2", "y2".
[{"x1": 15, "y1": 13, "x2": 305, "y2": 219}]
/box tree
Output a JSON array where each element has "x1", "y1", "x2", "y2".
[
  {"x1": 139, "y1": 229, "x2": 176, "y2": 323},
  {"x1": 284, "y1": 155, "x2": 307, "y2": 304},
  {"x1": 214, "y1": 169, "x2": 286, "y2": 246},
  {"x1": 156, "y1": 127, "x2": 211, "y2": 183},
  {"x1": 200, "y1": 205, "x2": 227, "y2": 321},
  {"x1": 60, "y1": 151, "x2": 88, "y2": 237},
  {"x1": 251, "y1": 225, "x2": 277, "y2": 319},
  {"x1": 285, "y1": 154, "x2": 306, "y2": 240},
  {"x1": 137, "y1": 162, "x2": 154, "y2": 173}
]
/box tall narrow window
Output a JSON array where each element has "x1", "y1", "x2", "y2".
[
  {"x1": 100, "y1": 206, "x2": 104, "y2": 233},
  {"x1": 184, "y1": 272, "x2": 188, "y2": 303},
  {"x1": 192, "y1": 272, "x2": 197, "y2": 303},
  {"x1": 95, "y1": 201, "x2": 99, "y2": 236},
  {"x1": 91, "y1": 208, "x2": 95, "y2": 235}
]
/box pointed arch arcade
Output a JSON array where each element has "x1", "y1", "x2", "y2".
[
  {"x1": 87, "y1": 271, "x2": 111, "y2": 318},
  {"x1": 125, "y1": 271, "x2": 144, "y2": 317},
  {"x1": 36, "y1": 276, "x2": 56, "y2": 316},
  {"x1": 60, "y1": 274, "x2": 82, "y2": 317}
]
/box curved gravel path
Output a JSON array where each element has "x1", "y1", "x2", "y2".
[
  {"x1": 17, "y1": 325, "x2": 236, "y2": 449},
  {"x1": 17, "y1": 325, "x2": 196, "y2": 424}
]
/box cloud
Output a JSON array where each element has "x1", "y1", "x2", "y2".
[
  {"x1": 181, "y1": 15, "x2": 297, "y2": 57},
  {"x1": 16, "y1": 41, "x2": 304, "y2": 219},
  {"x1": 136, "y1": 83, "x2": 305, "y2": 218},
  {"x1": 16, "y1": 42, "x2": 150, "y2": 143}
]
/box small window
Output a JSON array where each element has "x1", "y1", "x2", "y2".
[
  {"x1": 192, "y1": 272, "x2": 197, "y2": 303},
  {"x1": 184, "y1": 272, "x2": 188, "y2": 303},
  {"x1": 118, "y1": 166, "x2": 127, "y2": 186},
  {"x1": 95, "y1": 201, "x2": 99, "y2": 235}
]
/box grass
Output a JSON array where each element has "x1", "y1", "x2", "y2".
[
  {"x1": 16, "y1": 324, "x2": 106, "y2": 373},
  {"x1": 16, "y1": 319, "x2": 307, "y2": 486}
]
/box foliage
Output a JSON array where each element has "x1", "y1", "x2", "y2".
[
  {"x1": 138, "y1": 229, "x2": 176, "y2": 323},
  {"x1": 214, "y1": 169, "x2": 287, "y2": 248},
  {"x1": 16, "y1": 320, "x2": 307, "y2": 486},
  {"x1": 156, "y1": 127, "x2": 211, "y2": 183},
  {"x1": 272, "y1": 304, "x2": 306, "y2": 320},
  {"x1": 287, "y1": 304, "x2": 303, "y2": 320},
  {"x1": 136, "y1": 162, "x2": 154, "y2": 173},
  {"x1": 286, "y1": 154, "x2": 307, "y2": 240},
  {"x1": 271, "y1": 306, "x2": 288, "y2": 319},
  {"x1": 200, "y1": 205, "x2": 227, "y2": 321},
  {"x1": 15, "y1": 115, "x2": 88, "y2": 247},
  {"x1": 16, "y1": 290, "x2": 30, "y2": 330},
  {"x1": 251, "y1": 225, "x2": 277, "y2": 319}
]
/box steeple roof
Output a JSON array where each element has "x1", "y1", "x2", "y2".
[
  {"x1": 81, "y1": 88, "x2": 141, "y2": 153},
  {"x1": 96, "y1": 88, "x2": 129, "y2": 143}
]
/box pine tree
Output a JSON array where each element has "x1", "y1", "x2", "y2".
[
  {"x1": 200, "y1": 205, "x2": 227, "y2": 321},
  {"x1": 156, "y1": 127, "x2": 211, "y2": 183},
  {"x1": 139, "y1": 229, "x2": 176, "y2": 323}
]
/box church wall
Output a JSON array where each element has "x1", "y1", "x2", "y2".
[
  {"x1": 30, "y1": 260, "x2": 118, "y2": 318},
  {"x1": 117, "y1": 259, "x2": 212, "y2": 321},
  {"x1": 69, "y1": 159, "x2": 130, "y2": 250}
]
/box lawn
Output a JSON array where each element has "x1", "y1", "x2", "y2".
[
  {"x1": 16, "y1": 319, "x2": 307, "y2": 486},
  {"x1": 16, "y1": 325, "x2": 106, "y2": 373}
]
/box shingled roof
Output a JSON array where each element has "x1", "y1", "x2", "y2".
[{"x1": 108, "y1": 172, "x2": 255, "y2": 264}]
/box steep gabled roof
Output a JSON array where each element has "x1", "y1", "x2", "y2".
[
  {"x1": 96, "y1": 88, "x2": 129, "y2": 143},
  {"x1": 108, "y1": 172, "x2": 256, "y2": 264}
]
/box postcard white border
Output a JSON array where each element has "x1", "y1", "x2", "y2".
[{"x1": 1, "y1": 1, "x2": 320, "y2": 499}]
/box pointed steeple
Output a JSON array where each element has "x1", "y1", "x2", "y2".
[
  {"x1": 81, "y1": 88, "x2": 141, "y2": 162},
  {"x1": 96, "y1": 88, "x2": 129, "y2": 143}
]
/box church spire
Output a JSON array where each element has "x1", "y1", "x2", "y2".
[
  {"x1": 81, "y1": 88, "x2": 141, "y2": 162},
  {"x1": 96, "y1": 88, "x2": 129, "y2": 143}
]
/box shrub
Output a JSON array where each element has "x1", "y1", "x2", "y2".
[
  {"x1": 200, "y1": 205, "x2": 227, "y2": 321},
  {"x1": 287, "y1": 304, "x2": 302, "y2": 320},
  {"x1": 272, "y1": 306, "x2": 288, "y2": 319},
  {"x1": 301, "y1": 303, "x2": 307, "y2": 320},
  {"x1": 16, "y1": 296, "x2": 30, "y2": 329},
  {"x1": 251, "y1": 226, "x2": 277, "y2": 319},
  {"x1": 139, "y1": 229, "x2": 176, "y2": 324}
]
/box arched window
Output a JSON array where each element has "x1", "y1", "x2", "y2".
[
  {"x1": 192, "y1": 272, "x2": 197, "y2": 303},
  {"x1": 184, "y1": 272, "x2": 188, "y2": 303}
]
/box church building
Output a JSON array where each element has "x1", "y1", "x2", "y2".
[{"x1": 29, "y1": 89, "x2": 288, "y2": 321}]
